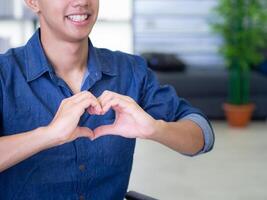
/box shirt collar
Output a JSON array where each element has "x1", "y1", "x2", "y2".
[
  {"x1": 87, "y1": 39, "x2": 117, "y2": 77},
  {"x1": 25, "y1": 29, "x2": 117, "y2": 82},
  {"x1": 25, "y1": 29, "x2": 53, "y2": 82}
]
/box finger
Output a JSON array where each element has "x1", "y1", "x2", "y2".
[
  {"x1": 98, "y1": 91, "x2": 123, "y2": 107},
  {"x1": 98, "y1": 91, "x2": 114, "y2": 108},
  {"x1": 102, "y1": 98, "x2": 129, "y2": 114},
  {"x1": 56, "y1": 92, "x2": 94, "y2": 115},
  {"x1": 87, "y1": 106, "x2": 103, "y2": 115},
  {"x1": 87, "y1": 106, "x2": 95, "y2": 115},
  {"x1": 99, "y1": 91, "x2": 133, "y2": 111},
  {"x1": 80, "y1": 93, "x2": 102, "y2": 114},
  {"x1": 69, "y1": 92, "x2": 101, "y2": 113},
  {"x1": 98, "y1": 90, "x2": 112, "y2": 102},
  {"x1": 99, "y1": 92, "x2": 120, "y2": 112},
  {"x1": 98, "y1": 92, "x2": 113, "y2": 115},
  {"x1": 75, "y1": 126, "x2": 95, "y2": 140},
  {"x1": 73, "y1": 92, "x2": 97, "y2": 106},
  {"x1": 89, "y1": 99, "x2": 102, "y2": 114},
  {"x1": 72, "y1": 94, "x2": 102, "y2": 115},
  {"x1": 83, "y1": 99, "x2": 102, "y2": 115},
  {"x1": 64, "y1": 91, "x2": 90, "y2": 105},
  {"x1": 93, "y1": 124, "x2": 118, "y2": 140},
  {"x1": 71, "y1": 91, "x2": 95, "y2": 103}
]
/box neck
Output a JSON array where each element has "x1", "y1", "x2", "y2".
[{"x1": 40, "y1": 29, "x2": 89, "y2": 76}]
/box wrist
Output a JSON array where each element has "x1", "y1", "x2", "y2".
[
  {"x1": 37, "y1": 126, "x2": 63, "y2": 148},
  {"x1": 146, "y1": 119, "x2": 167, "y2": 141},
  {"x1": 23, "y1": 126, "x2": 58, "y2": 153}
]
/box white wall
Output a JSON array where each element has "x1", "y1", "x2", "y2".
[{"x1": 90, "y1": 0, "x2": 133, "y2": 53}]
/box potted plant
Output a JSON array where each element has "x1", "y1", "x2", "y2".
[{"x1": 211, "y1": 0, "x2": 267, "y2": 127}]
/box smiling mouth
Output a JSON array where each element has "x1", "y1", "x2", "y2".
[{"x1": 67, "y1": 14, "x2": 90, "y2": 22}]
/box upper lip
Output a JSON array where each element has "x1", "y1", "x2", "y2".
[{"x1": 66, "y1": 12, "x2": 91, "y2": 17}]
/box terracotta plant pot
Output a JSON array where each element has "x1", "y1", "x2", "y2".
[{"x1": 223, "y1": 103, "x2": 255, "y2": 127}]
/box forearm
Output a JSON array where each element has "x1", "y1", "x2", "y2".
[
  {"x1": 0, "y1": 92, "x2": 98, "y2": 173},
  {"x1": 0, "y1": 127, "x2": 56, "y2": 172},
  {"x1": 149, "y1": 119, "x2": 204, "y2": 155}
]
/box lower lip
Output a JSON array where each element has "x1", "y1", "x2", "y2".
[{"x1": 66, "y1": 16, "x2": 91, "y2": 26}]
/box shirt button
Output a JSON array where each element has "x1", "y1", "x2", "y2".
[
  {"x1": 79, "y1": 195, "x2": 85, "y2": 200},
  {"x1": 79, "y1": 164, "x2": 86, "y2": 172}
]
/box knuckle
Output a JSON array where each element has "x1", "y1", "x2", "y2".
[
  {"x1": 128, "y1": 103, "x2": 136, "y2": 110},
  {"x1": 61, "y1": 98, "x2": 68, "y2": 105},
  {"x1": 126, "y1": 96, "x2": 134, "y2": 102},
  {"x1": 82, "y1": 91, "x2": 91, "y2": 98},
  {"x1": 103, "y1": 90, "x2": 110, "y2": 95}
]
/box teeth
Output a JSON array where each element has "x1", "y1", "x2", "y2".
[{"x1": 68, "y1": 15, "x2": 88, "y2": 22}]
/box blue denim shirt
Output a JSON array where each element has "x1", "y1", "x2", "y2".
[{"x1": 0, "y1": 30, "x2": 214, "y2": 200}]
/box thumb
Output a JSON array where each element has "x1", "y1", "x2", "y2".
[
  {"x1": 93, "y1": 125, "x2": 117, "y2": 140},
  {"x1": 75, "y1": 126, "x2": 94, "y2": 140}
]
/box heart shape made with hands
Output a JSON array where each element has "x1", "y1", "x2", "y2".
[
  {"x1": 82, "y1": 92, "x2": 155, "y2": 140},
  {"x1": 85, "y1": 97, "x2": 130, "y2": 139}
]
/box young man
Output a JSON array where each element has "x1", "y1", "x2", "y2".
[{"x1": 0, "y1": 0, "x2": 214, "y2": 199}]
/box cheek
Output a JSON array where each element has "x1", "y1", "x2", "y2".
[
  {"x1": 92, "y1": 6, "x2": 99, "y2": 22},
  {"x1": 39, "y1": 1, "x2": 64, "y2": 18},
  {"x1": 93, "y1": 1, "x2": 100, "y2": 14},
  {"x1": 39, "y1": 6, "x2": 65, "y2": 27}
]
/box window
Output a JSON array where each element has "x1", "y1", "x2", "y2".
[{"x1": 133, "y1": 0, "x2": 224, "y2": 69}]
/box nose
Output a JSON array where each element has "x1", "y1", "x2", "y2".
[{"x1": 71, "y1": 0, "x2": 89, "y2": 7}]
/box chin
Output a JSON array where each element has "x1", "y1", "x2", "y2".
[{"x1": 67, "y1": 30, "x2": 91, "y2": 42}]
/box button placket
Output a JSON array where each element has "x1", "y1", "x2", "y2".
[{"x1": 79, "y1": 164, "x2": 86, "y2": 172}]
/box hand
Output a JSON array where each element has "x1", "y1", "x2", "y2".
[
  {"x1": 94, "y1": 91, "x2": 157, "y2": 140},
  {"x1": 46, "y1": 91, "x2": 102, "y2": 145}
]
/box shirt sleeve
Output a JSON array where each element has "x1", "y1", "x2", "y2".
[
  {"x1": 137, "y1": 57, "x2": 205, "y2": 121},
  {"x1": 135, "y1": 56, "x2": 214, "y2": 154},
  {"x1": 181, "y1": 113, "x2": 215, "y2": 155},
  {"x1": 0, "y1": 66, "x2": 3, "y2": 136}
]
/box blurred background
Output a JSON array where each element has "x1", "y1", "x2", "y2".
[{"x1": 0, "y1": 0, "x2": 267, "y2": 199}]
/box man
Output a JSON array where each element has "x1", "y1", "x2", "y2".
[{"x1": 0, "y1": 0, "x2": 214, "y2": 199}]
